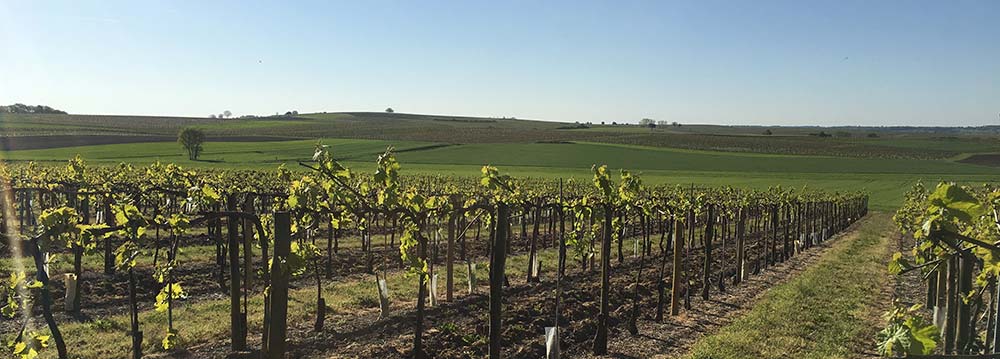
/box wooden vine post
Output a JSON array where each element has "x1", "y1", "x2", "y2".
[
  {"x1": 129, "y1": 267, "x2": 141, "y2": 359},
  {"x1": 702, "y1": 204, "x2": 714, "y2": 300},
  {"x1": 227, "y1": 197, "x2": 246, "y2": 352},
  {"x1": 944, "y1": 256, "x2": 958, "y2": 353},
  {"x1": 655, "y1": 215, "x2": 672, "y2": 321},
  {"x1": 593, "y1": 204, "x2": 613, "y2": 354},
  {"x1": 412, "y1": 219, "x2": 429, "y2": 359},
  {"x1": 242, "y1": 196, "x2": 254, "y2": 311},
  {"x1": 103, "y1": 198, "x2": 116, "y2": 275},
  {"x1": 29, "y1": 235, "x2": 69, "y2": 359},
  {"x1": 558, "y1": 180, "x2": 567, "y2": 277},
  {"x1": 527, "y1": 204, "x2": 542, "y2": 283},
  {"x1": 489, "y1": 203, "x2": 510, "y2": 359},
  {"x1": 266, "y1": 212, "x2": 291, "y2": 359},
  {"x1": 670, "y1": 217, "x2": 683, "y2": 316},
  {"x1": 69, "y1": 190, "x2": 85, "y2": 313},
  {"x1": 782, "y1": 203, "x2": 791, "y2": 261},
  {"x1": 735, "y1": 208, "x2": 746, "y2": 284},
  {"x1": 446, "y1": 195, "x2": 458, "y2": 301},
  {"x1": 956, "y1": 251, "x2": 974, "y2": 352}
]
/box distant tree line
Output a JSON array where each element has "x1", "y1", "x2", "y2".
[
  {"x1": 637, "y1": 118, "x2": 681, "y2": 128},
  {"x1": 208, "y1": 110, "x2": 303, "y2": 119},
  {"x1": 210, "y1": 110, "x2": 234, "y2": 119},
  {"x1": 0, "y1": 103, "x2": 67, "y2": 114}
]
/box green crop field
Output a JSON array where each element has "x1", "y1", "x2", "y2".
[
  {"x1": 3, "y1": 134, "x2": 997, "y2": 211},
  {"x1": 0, "y1": 138, "x2": 435, "y2": 166},
  {"x1": 5, "y1": 112, "x2": 1000, "y2": 159}
]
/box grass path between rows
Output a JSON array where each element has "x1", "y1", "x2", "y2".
[{"x1": 683, "y1": 213, "x2": 893, "y2": 359}]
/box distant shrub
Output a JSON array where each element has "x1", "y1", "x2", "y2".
[{"x1": 178, "y1": 127, "x2": 206, "y2": 160}]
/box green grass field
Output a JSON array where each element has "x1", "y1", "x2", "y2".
[
  {"x1": 3, "y1": 111, "x2": 999, "y2": 212},
  {"x1": 5, "y1": 112, "x2": 1000, "y2": 159},
  {"x1": 0, "y1": 138, "x2": 435, "y2": 166},
  {"x1": 3, "y1": 138, "x2": 997, "y2": 211}
]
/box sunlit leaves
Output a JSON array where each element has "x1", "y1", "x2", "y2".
[
  {"x1": 154, "y1": 283, "x2": 187, "y2": 312},
  {"x1": 114, "y1": 242, "x2": 139, "y2": 269},
  {"x1": 312, "y1": 144, "x2": 352, "y2": 181},
  {"x1": 1, "y1": 272, "x2": 41, "y2": 319},
  {"x1": 38, "y1": 207, "x2": 78, "y2": 239},
  {"x1": 161, "y1": 328, "x2": 179, "y2": 350},
  {"x1": 887, "y1": 252, "x2": 914, "y2": 275},
  {"x1": 286, "y1": 242, "x2": 321, "y2": 277},
  {"x1": 8, "y1": 331, "x2": 49, "y2": 359},
  {"x1": 188, "y1": 184, "x2": 220, "y2": 207},
  {"x1": 398, "y1": 224, "x2": 429, "y2": 278},
  {"x1": 592, "y1": 165, "x2": 613, "y2": 201},
  {"x1": 481, "y1": 165, "x2": 518, "y2": 202},
  {"x1": 926, "y1": 183, "x2": 985, "y2": 223},
  {"x1": 167, "y1": 214, "x2": 190, "y2": 235},
  {"x1": 374, "y1": 148, "x2": 402, "y2": 208},
  {"x1": 887, "y1": 181, "x2": 1000, "y2": 356},
  {"x1": 112, "y1": 202, "x2": 148, "y2": 239},
  {"x1": 877, "y1": 303, "x2": 939, "y2": 356}
]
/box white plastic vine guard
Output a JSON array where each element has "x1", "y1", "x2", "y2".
[
  {"x1": 429, "y1": 274, "x2": 439, "y2": 307},
  {"x1": 545, "y1": 326, "x2": 559, "y2": 359},
  {"x1": 377, "y1": 277, "x2": 390, "y2": 319},
  {"x1": 467, "y1": 262, "x2": 476, "y2": 294},
  {"x1": 64, "y1": 273, "x2": 78, "y2": 312}
]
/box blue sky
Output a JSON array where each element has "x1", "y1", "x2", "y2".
[{"x1": 1, "y1": 0, "x2": 998, "y2": 126}]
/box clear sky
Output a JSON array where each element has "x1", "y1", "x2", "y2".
[{"x1": 1, "y1": 0, "x2": 998, "y2": 126}]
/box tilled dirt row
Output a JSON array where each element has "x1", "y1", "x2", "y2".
[{"x1": 176, "y1": 222, "x2": 852, "y2": 358}]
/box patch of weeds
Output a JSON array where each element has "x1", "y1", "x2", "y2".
[
  {"x1": 353, "y1": 294, "x2": 380, "y2": 309},
  {"x1": 88, "y1": 319, "x2": 121, "y2": 332}
]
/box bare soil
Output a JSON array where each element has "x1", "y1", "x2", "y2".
[{"x1": 178, "y1": 223, "x2": 858, "y2": 358}]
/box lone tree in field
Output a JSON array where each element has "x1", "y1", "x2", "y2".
[
  {"x1": 178, "y1": 127, "x2": 206, "y2": 160},
  {"x1": 385, "y1": 107, "x2": 394, "y2": 113}
]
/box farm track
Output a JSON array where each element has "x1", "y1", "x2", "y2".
[
  {"x1": 581, "y1": 215, "x2": 872, "y2": 358},
  {"x1": 853, "y1": 227, "x2": 928, "y2": 359}
]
